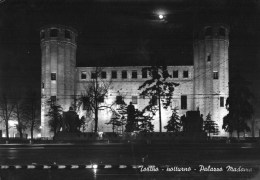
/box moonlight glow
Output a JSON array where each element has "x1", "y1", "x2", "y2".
[
  {"x1": 159, "y1": 14, "x2": 164, "y2": 19},
  {"x1": 154, "y1": 9, "x2": 167, "y2": 20}
]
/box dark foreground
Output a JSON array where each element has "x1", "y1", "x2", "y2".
[
  {"x1": 0, "y1": 142, "x2": 260, "y2": 180},
  {"x1": 1, "y1": 168, "x2": 259, "y2": 180}
]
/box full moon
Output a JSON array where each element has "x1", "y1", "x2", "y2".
[{"x1": 158, "y1": 14, "x2": 164, "y2": 19}]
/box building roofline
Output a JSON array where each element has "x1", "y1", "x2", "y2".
[{"x1": 40, "y1": 24, "x2": 78, "y2": 34}]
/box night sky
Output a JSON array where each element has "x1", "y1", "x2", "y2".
[{"x1": 0, "y1": 0, "x2": 260, "y2": 118}]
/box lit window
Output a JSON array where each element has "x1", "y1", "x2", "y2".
[
  {"x1": 213, "y1": 71, "x2": 219, "y2": 79},
  {"x1": 220, "y1": 97, "x2": 224, "y2": 107},
  {"x1": 173, "y1": 70, "x2": 178, "y2": 78},
  {"x1": 142, "y1": 69, "x2": 147, "y2": 78},
  {"x1": 101, "y1": 71, "x2": 106, "y2": 79},
  {"x1": 51, "y1": 73, "x2": 56, "y2": 81},
  {"x1": 91, "y1": 72, "x2": 97, "y2": 79},
  {"x1": 81, "y1": 71, "x2": 87, "y2": 80},
  {"x1": 181, "y1": 95, "x2": 187, "y2": 110},
  {"x1": 122, "y1": 71, "x2": 127, "y2": 79},
  {"x1": 50, "y1": 29, "x2": 58, "y2": 37},
  {"x1": 132, "y1": 96, "x2": 138, "y2": 104},
  {"x1": 183, "y1": 71, "x2": 189, "y2": 78},
  {"x1": 219, "y1": 27, "x2": 226, "y2": 36},
  {"x1": 112, "y1": 71, "x2": 117, "y2": 79},
  {"x1": 207, "y1": 54, "x2": 211, "y2": 62},
  {"x1": 205, "y1": 27, "x2": 212, "y2": 36},
  {"x1": 65, "y1": 30, "x2": 71, "y2": 39},
  {"x1": 132, "y1": 71, "x2": 137, "y2": 79}
]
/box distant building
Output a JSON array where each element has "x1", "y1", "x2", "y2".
[{"x1": 40, "y1": 24, "x2": 229, "y2": 137}]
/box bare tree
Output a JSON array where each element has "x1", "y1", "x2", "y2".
[
  {"x1": 12, "y1": 90, "x2": 28, "y2": 138},
  {"x1": 0, "y1": 93, "x2": 15, "y2": 139},
  {"x1": 23, "y1": 91, "x2": 41, "y2": 139},
  {"x1": 77, "y1": 67, "x2": 112, "y2": 132},
  {"x1": 14, "y1": 98, "x2": 27, "y2": 138}
]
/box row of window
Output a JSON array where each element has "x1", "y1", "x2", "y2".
[
  {"x1": 50, "y1": 95, "x2": 225, "y2": 110},
  {"x1": 80, "y1": 70, "x2": 190, "y2": 80},
  {"x1": 117, "y1": 95, "x2": 225, "y2": 108},
  {"x1": 49, "y1": 71, "x2": 218, "y2": 82},
  {"x1": 40, "y1": 29, "x2": 72, "y2": 39}
]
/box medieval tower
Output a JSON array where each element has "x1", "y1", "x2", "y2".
[
  {"x1": 40, "y1": 24, "x2": 229, "y2": 137},
  {"x1": 193, "y1": 24, "x2": 229, "y2": 134},
  {"x1": 40, "y1": 25, "x2": 77, "y2": 137}
]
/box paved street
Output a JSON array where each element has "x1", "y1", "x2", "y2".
[
  {"x1": 0, "y1": 143, "x2": 260, "y2": 165},
  {"x1": 0, "y1": 143, "x2": 259, "y2": 179}
]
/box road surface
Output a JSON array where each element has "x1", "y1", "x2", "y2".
[{"x1": 0, "y1": 142, "x2": 259, "y2": 180}]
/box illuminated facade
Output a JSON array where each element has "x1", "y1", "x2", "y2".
[{"x1": 41, "y1": 24, "x2": 229, "y2": 137}]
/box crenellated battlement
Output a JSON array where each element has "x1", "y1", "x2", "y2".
[{"x1": 40, "y1": 25, "x2": 77, "y2": 46}]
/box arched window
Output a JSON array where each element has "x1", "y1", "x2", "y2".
[
  {"x1": 205, "y1": 27, "x2": 212, "y2": 36},
  {"x1": 50, "y1": 29, "x2": 58, "y2": 37},
  {"x1": 219, "y1": 27, "x2": 226, "y2": 36}
]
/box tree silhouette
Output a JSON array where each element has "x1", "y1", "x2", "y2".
[
  {"x1": 138, "y1": 66, "x2": 179, "y2": 132},
  {"x1": 80, "y1": 116, "x2": 87, "y2": 132},
  {"x1": 113, "y1": 98, "x2": 128, "y2": 133},
  {"x1": 106, "y1": 110, "x2": 125, "y2": 133},
  {"x1": 164, "y1": 108, "x2": 182, "y2": 132},
  {"x1": 77, "y1": 67, "x2": 111, "y2": 132},
  {"x1": 222, "y1": 73, "x2": 253, "y2": 138},
  {"x1": 23, "y1": 91, "x2": 40, "y2": 139},
  {"x1": 13, "y1": 92, "x2": 27, "y2": 138},
  {"x1": 125, "y1": 102, "x2": 136, "y2": 132},
  {"x1": 0, "y1": 93, "x2": 15, "y2": 139},
  {"x1": 204, "y1": 113, "x2": 218, "y2": 137},
  {"x1": 46, "y1": 98, "x2": 63, "y2": 136},
  {"x1": 14, "y1": 101, "x2": 28, "y2": 138},
  {"x1": 135, "y1": 109, "x2": 154, "y2": 133}
]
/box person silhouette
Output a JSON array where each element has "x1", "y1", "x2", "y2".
[
  {"x1": 126, "y1": 102, "x2": 136, "y2": 132},
  {"x1": 127, "y1": 102, "x2": 135, "y2": 121}
]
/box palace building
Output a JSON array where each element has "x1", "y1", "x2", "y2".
[{"x1": 40, "y1": 24, "x2": 229, "y2": 137}]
